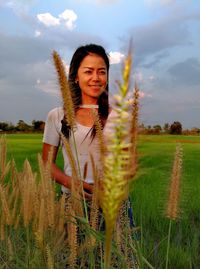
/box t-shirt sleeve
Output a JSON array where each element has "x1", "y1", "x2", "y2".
[{"x1": 43, "y1": 108, "x2": 61, "y2": 147}]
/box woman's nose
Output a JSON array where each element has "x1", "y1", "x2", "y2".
[{"x1": 92, "y1": 72, "x2": 100, "y2": 81}]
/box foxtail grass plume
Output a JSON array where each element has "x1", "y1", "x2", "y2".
[
  {"x1": 0, "y1": 139, "x2": 72, "y2": 267},
  {"x1": 21, "y1": 160, "x2": 36, "y2": 227},
  {"x1": 38, "y1": 154, "x2": 56, "y2": 229},
  {"x1": 100, "y1": 52, "x2": 133, "y2": 269},
  {"x1": 166, "y1": 144, "x2": 183, "y2": 220},
  {"x1": 0, "y1": 137, "x2": 10, "y2": 183},
  {"x1": 165, "y1": 144, "x2": 183, "y2": 269},
  {"x1": 89, "y1": 154, "x2": 100, "y2": 247},
  {"x1": 52, "y1": 51, "x2": 75, "y2": 130},
  {"x1": 0, "y1": 185, "x2": 12, "y2": 225},
  {"x1": 35, "y1": 198, "x2": 45, "y2": 248},
  {"x1": 46, "y1": 244, "x2": 54, "y2": 269},
  {"x1": 67, "y1": 199, "x2": 78, "y2": 269},
  {"x1": 129, "y1": 83, "x2": 139, "y2": 178},
  {"x1": 93, "y1": 109, "x2": 106, "y2": 165},
  {"x1": 61, "y1": 134, "x2": 84, "y2": 217},
  {"x1": 53, "y1": 51, "x2": 89, "y2": 219}
]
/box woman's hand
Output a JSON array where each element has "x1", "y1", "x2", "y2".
[
  {"x1": 83, "y1": 182, "x2": 93, "y2": 200},
  {"x1": 73, "y1": 181, "x2": 93, "y2": 200},
  {"x1": 42, "y1": 143, "x2": 94, "y2": 200}
]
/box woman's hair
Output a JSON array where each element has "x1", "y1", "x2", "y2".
[{"x1": 61, "y1": 44, "x2": 110, "y2": 140}]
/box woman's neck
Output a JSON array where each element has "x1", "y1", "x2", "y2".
[
  {"x1": 79, "y1": 104, "x2": 99, "y2": 109},
  {"x1": 81, "y1": 94, "x2": 98, "y2": 106}
]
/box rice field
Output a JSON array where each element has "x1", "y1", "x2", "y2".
[
  {"x1": 5, "y1": 133, "x2": 63, "y2": 172},
  {"x1": 132, "y1": 135, "x2": 200, "y2": 269},
  {"x1": 3, "y1": 133, "x2": 200, "y2": 269}
]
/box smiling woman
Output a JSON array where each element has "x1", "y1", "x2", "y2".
[{"x1": 42, "y1": 44, "x2": 113, "y2": 199}]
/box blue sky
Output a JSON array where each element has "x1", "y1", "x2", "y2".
[{"x1": 0, "y1": 0, "x2": 200, "y2": 128}]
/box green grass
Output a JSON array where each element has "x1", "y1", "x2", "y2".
[
  {"x1": 131, "y1": 135, "x2": 200, "y2": 269},
  {"x1": 5, "y1": 133, "x2": 63, "y2": 172},
  {"x1": 5, "y1": 133, "x2": 43, "y2": 171},
  {"x1": 3, "y1": 133, "x2": 200, "y2": 269}
]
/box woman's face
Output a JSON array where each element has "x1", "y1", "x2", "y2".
[{"x1": 76, "y1": 53, "x2": 108, "y2": 103}]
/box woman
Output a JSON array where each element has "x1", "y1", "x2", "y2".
[{"x1": 42, "y1": 44, "x2": 112, "y2": 199}]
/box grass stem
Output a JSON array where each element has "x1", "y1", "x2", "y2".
[
  {"x1": 165, "y1": 219, "x2": 172, "y2": 269},
  {"x1": 71, "y1": 131, "x2": 89, "y2": 222}
]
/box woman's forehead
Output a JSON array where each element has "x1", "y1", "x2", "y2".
[{"x1": 80, "y1": 53, "x2": 106, "y2": 66}]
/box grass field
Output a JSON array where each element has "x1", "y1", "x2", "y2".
[
  {"x1": 5, "y1": 133, "x2": 63, "y2": 172},
  {"x1": 3, "y1": 133, "x2": 200, "y2": 269},
  {"x1": 132, "y1": 135, "x2": 200, "y2": 269}
]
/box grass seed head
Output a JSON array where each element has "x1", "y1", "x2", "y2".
[
  {"x1": 52, "y1": 50, "x2": 76, "y2": 130},
  {"x1": 166, "y1": 144, "x2": 183, "y2": 220}
]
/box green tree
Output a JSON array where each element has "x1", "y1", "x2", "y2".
[
  {"x1": 153, "y1": 125, "x2": 162, "y2": 134},
  {"x1": 0, "y1": 122, "x2": 9, "y2": 131},
  {"x1": 32, "y1": 120, "x2": 45, "y2": 131},
  {"x1": 0, "y1": 122, "x2": 15, "y2": 132},
  {"x1": 163, "y1": 123, "x2": 170, "y2": 133},
  {"x1": 16, "y1": 120, "x2": 31, "y2": 132},
  {"x1": 170, "y1": 121, "x2": 182, "y2": 135}
]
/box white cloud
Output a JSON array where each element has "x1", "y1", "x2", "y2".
[
  {"x1": 37, "y1": 13, "x2": 60, "y2": 27},
  {"x1": 134, "y1": 73, "x2": 156, "y2": 83},
  {"x1": 59, "y1": 9, "x2": 77, "y2": 31},
  {"x1": 149, "y1": 75, "x2": 156, "y2": 81},
  {"x1": 109, "y1": 51, "x2": 124, "y2": 64},
  {"x1": 36, "y1": 79, "x2": 59, "y2": 97},
  {"x1": 72, "y1": 0, "x2": 118, "y2": 4},
  {"x1": 134, "y1": 72, "x2": 143, "y2": 82},
  {"x1": 2, "y1": 0, "x2": 33, "y2": 9},
  {"x1": 34, "y1": 30, "x2": 41, "y2": 37},
  {"x1": 0, "y1": 0, "x2": 35, "y2": 15},
  {"x1": 37, "y1": 9, "x2": 77, "y2": 30},
  {"x1": 145, "y1": 0, "x2": 175, "y2": 7},
  {"x1": 139, "y1": 91, "x2": 152, "y2": 98},
  {"x1": 115, "y1": 89, "x2": 152, "y2": 107},
  {"x1": 61, "y1": 59, "x2": 70, "y2": 75},
  {"x1": 94, "y1": 0, "x2": 119, "y2": 3}
]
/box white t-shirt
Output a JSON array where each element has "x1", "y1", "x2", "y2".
[{"x1": 43, "y1": 107, "x2": 117, "y2": 193}]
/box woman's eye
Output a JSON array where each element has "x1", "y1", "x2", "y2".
[
  {"x1": 99, "y1": 71, "x2": 106, "y2": 75},
  {"x1": 85, "y1": 70, "x2": 92, "y2": 74}
]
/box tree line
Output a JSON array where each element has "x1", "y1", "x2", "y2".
[
  {"x1": 0, "y1": 120, "x2": 45, "y2": 133},
  {"x1": 139, "y1": 121, "x2": 200, "y2": 135},
  {"x1": 0, "y1": 120, "x2": 200, "y2": 135}
]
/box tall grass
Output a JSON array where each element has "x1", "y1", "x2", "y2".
[
  {"x1": 131, "y1": 135, "x2": 200, "y2": 269},
  {"x1": 2, "y1": 134, "x2": 200, "y2": 268},
  {"x1": 1, "y1": 48, "x2": 198, "y2": 268},
  {"x1": 0, "y1": 137, "x2": 68, "y2": 268}
]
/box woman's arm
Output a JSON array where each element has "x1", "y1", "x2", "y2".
[
  {"x1": 42, "y1": 143, "x2": 71, "y2": 188},
  {"x1": 42, "y1": 143, "x2": 93, "y2": 199}
]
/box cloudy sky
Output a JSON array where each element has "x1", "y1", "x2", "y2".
[{"x1": 0, "y1": 0, "x2": 200, "y2": 128}]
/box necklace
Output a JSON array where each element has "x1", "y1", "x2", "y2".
[{"x1": 79, "y1": 104, "x2": 99, "y2": 109}]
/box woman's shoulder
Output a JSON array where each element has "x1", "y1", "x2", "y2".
[
  {"x1": 48, "y1": 106, "x2": 63, "y2": 114},
  {"x1": 47, "y1": 107, "x2": 64, "y2": 120}
]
